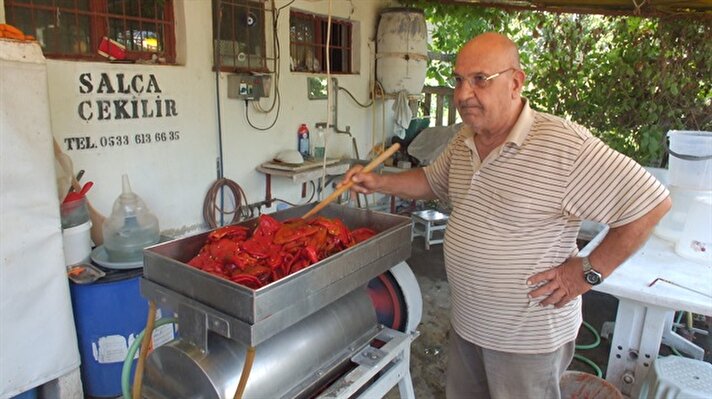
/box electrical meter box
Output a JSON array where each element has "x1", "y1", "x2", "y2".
[{"x1": 227, "y1": 73, "x2": 271, "y2": 100}]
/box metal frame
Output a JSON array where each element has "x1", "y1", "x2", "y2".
[{"x1": 317, "y1": 327, "x2": 418, "y2": 399}]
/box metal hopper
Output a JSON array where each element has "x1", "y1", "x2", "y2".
[{"x1": 140, "y1": 203, "x2": 412, "y2": 347}]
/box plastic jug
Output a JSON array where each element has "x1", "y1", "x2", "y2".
[
  {"x1": 102, "y1": 174, "x2": 159, "y2": 263},
  {"x1": 675, "y1": 196, "x2": 712, "y2": 264}
]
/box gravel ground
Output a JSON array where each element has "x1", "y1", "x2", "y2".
[{"x1": 385, "y1": 239, "x2": 450, "y2": 398}]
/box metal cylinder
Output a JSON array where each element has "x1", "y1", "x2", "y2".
[{"x1": 143, "y1": 287, "x2": 377, "y2": 399}]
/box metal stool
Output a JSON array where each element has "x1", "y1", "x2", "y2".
[
  {"x1": 638, "y1": 356, "x2": 712, "y2": 399},
  {"x1": 411, "y1": 210, "x2": 448, "y2": 250}
]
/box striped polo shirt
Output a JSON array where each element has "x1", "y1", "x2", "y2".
[{"x1": 423, "y1": 99, "x2": 669, "y2": 353}]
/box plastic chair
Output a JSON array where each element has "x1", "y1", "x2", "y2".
[{"x1": 638, "y1": 356, "x2": 712, "y2": 399}]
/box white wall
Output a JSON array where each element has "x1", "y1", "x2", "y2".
[{"x1": 28, "y1": 0, "x2": 398, "y2": 234}]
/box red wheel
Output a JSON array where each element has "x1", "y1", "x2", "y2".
[{"x1": 367, "y1": 272, "x2": 407, "y2": 331}]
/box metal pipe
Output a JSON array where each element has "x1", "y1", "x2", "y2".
[{"x1": 330, "y1": 77, "x2": 351, "y2": 135}]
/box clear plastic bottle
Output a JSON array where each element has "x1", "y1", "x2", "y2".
[
  {"x1": 102, "y1": 174, "x2": 160, "y2": 263},
  {"x1": 313, "y1": 124, "x2": 326, "y2": 160}
]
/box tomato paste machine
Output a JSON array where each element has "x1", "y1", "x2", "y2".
[{"x1": 139, "y1": 204, "x2": 422, "y2": 398}]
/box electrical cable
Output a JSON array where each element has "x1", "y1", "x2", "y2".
[
  {"x1": 251, "y1": 0, "x2": 282, "y2": 114},
  {"x1": 277, "y1": 0, "x2": 297, "y2": 13},
  {"x1": 245, "y1": 99, "x2": 280, "y2": 130},
  {"x1": 339, "y1": 86, "x2": 373, "y2": 108},
  {"x1": 203, "y1": 178, "x2": 252, "y2": 228},
  {"x1": 245, "y1": 0, "x2": 281, "y2": 128},
  {"x1": 271, "y1": 181, "x2": 317, "y2": 208}
]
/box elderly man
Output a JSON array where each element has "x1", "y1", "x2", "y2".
[{"x1": 341, "y1": 32, "x2": 671, "y2": 398}]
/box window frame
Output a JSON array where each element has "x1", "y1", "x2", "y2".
[
  {"x1": 212, "y1": 0, "x2": 270, "y2": 73},
  {"x1": 290, "y1": 10, "x2": 353, "y2": 74},
  {"x1": 3, "y1": 0, "x2": 176, "y2": 63}
]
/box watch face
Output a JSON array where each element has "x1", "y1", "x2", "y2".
[{"x1": 585, "y1": 271, "x2": 601, "y2": 285}]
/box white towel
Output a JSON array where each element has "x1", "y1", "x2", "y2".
[{"x1": 392, "y1": 90, "x2": 412, "y2": 139}]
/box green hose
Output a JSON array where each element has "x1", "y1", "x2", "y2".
[
  {"x1": 121, "y1": 318, "x2": 178, "y2": 399},
  {"x1": 574, "y1": 320, "x2": 603, "y2": 377}
]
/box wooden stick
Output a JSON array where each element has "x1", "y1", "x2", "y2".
[{"x1": 302, "y1": 143, "x2": 400, "y2": 219}]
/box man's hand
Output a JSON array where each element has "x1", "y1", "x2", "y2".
[
  {"x1": 339, "y1": 165, "x2": 382, "y2": 195},
  {"x1": 527, "y1": 257, "x2": 592, "y2": 308},
  {"x1": 339, "y1": 166, "x2": 435, "y2": 201}
]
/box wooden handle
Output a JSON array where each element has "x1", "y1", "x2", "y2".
[{"x1": 302, "y1": 143, "x2": 401, "y2": 219}]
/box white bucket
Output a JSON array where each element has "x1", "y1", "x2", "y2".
[
  {"x1": 63, "y1": 220, "x2": 92, "y2": 266},
  {"x1": 654, "y1": 186, "x2": 712, "y2": 242},
  {"x1": 667, "y1": 130, "x2": 712, "y2": 190},
  {"x1": 675, "y1": 196, "x2": 712, "y2": 264},
  {"x1": 376, "y1": 8, "x2": 428, "y2": 95}
]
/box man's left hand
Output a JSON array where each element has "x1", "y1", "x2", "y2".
[{"x1": 527, "y1": 258, "x2": 591, "y2": 308}]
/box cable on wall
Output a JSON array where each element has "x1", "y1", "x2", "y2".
[{"x1": 244, "y1": 0, "x2": 282, "y2": 130}]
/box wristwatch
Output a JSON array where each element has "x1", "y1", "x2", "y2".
[{"x1": 582, "y1": 256, "x2": 603, "y2": 286}]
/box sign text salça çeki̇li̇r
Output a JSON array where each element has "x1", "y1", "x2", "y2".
[{"x1": 76, "y1": 72, "x2": 178, "y2": 121}]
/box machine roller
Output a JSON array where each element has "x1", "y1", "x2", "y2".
[{"x1": 139, "y1": 204, "x2": 422, "y2": 398}]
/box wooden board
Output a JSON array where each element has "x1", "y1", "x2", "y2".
[{"x1": 260, "y1": 158, "x2": 340, "y2": 172}]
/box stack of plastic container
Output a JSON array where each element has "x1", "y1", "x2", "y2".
[{"x1": 654, "y1": 131, "x2": 712, "y2": 264}]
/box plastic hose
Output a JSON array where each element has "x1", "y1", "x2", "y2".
[
  {"x1": 573, "y1": 354, "x2": 603, "y2": 377},
  {"x1": 233, "y1": 346, "x2": 257, "y2": 399},
  {"x1": 575, "y1": 320, "x2": 601, "y2": 350},
  {"x1": 574, "y1": 320, "x2": 603, "y2": 377},
  {"x1": 121, "y1": 317, "x2": 177, "y2": 399},
  {"x1": 132, "y1": 302, "x2": 157, "y2": 399}
]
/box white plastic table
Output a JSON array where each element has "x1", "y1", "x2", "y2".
[{"x1": 580, "y1": 228, "x2": 712, "y2": 398}]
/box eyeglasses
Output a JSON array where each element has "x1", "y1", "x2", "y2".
[{"x1": 450, "y1": 67, "x2": 516, "y2": 89}]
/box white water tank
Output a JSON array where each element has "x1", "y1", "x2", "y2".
[{"x1": 376, "y1": 8, "x2": 428, "y2": 95}]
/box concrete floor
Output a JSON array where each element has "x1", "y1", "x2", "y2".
[{"x1": 386, "y1": 236, "x2": 712, "y2": 399}]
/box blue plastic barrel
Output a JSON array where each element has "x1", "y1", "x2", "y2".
[
  {"x1": 11, "y1": 388, "x2": 37, "y2": 399},
  {"x1": 69, "y1": 268, "x2": 148, "y2": 398}
]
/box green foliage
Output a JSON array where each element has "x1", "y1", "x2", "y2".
[{"x1": 401, "y1": 0, "x2": 712, "y2": 166}]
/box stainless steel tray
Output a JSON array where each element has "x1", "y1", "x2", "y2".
[{"x1": 141, "y1": 204, "x2": 412, "y2": 345}]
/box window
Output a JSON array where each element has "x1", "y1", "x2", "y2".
[
  {"x1": 4, "y1": 0, "x2": 175, "y2": 63},
  {"x1": 290, "y1": 10, "x2": 352, "y2": 74},
  {"x1": 213, "y1": 0, "x2": 268, "y2": 72}
]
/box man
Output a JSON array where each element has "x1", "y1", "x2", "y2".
[{"x1": 341, "y1": 32, "x2": 671, "y2": 398}]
